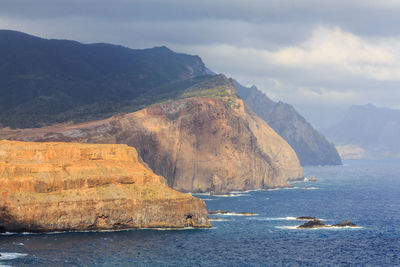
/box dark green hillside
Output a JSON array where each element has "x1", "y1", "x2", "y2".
[{"x1": 0, "y1": 30, "x2": 209, "y2": 128}]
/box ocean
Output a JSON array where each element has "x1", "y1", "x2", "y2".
[{"x1": 1, "y1": 159, "x2": 400, "y2": 266}]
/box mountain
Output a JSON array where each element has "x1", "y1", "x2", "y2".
[
  {"x1": 0, "y1": 140, "x2": 210, "y2": 232},
  {"x1": 0, "y1": 30, "x2": 210, "y2": 128},
  {"x1": 236, "y1": 83, "x2": 342, "y2": 166},
  {"x1": 323, "y1": 104, "x2": 400, "y2": 159},
  {"x1": 1, "y1": 75, "x2": 304, "y2": 194}
]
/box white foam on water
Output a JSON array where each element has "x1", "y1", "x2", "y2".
[
  {"x1": 276, "y1": 225, "x2": 363, "y2": 230},
  {"x1": 201, "y1": 198, "x2": 214, "y2": 201},
  {"x1": 208, "y1": 219, "x2": 231, "y2": 222},
  {"x1": 0, "y1": 252, "x2": 28, "y2": 260},
  {"x1": 303, "y1": 187, "x2": 319, "y2": 190},
  {"x1": 218, "y1": 212, "x2": 258, "y2": 216},
  {"x1": 211, "y1": 193, "x2": 248, "y2": 197},
  {"x1": 275, "y1": 226, "x2": 298, "y2": 230},
  {"x1": 246, "y1": 216, "x2": 297, "y2": 221},
  {"x1": 247, "y1": 216, "x2": 326, "y2": 221}
]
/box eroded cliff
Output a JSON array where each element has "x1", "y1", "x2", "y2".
[
  {"x1": 0, "y1": 140, "x2": 210, "y2": 232},
  {"x1": 0, "y1": 76, "x2": 303, "y2": 193}
]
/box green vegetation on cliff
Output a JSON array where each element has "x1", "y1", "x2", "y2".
[{"x1": 0, "y1": 30, "x2": 211, "y2": 128}]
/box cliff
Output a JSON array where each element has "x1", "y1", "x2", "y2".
[
  {"x1": 1, "y1": 76, "x2": 303, "y2": 194},
  {"x1": 0, "y1": 140, "x2": 210, "y2": 233},
  {"x1": 236, "y1": 83, "x2": 342, "y2": 166}
]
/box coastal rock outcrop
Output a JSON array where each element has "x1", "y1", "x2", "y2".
[
  {"x1": 0, "y1": 140, "x2": 210, "y2": 232},
  {"x1": 0, "y1": 76, "x2": 303, "y2": 194},
  {"x1": 297, "y1": 219, "x2": 359, "y2": 229}
]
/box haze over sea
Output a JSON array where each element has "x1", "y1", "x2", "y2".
[{"x1": 1, "y1": 159, "x2": 400, "y2": 266}]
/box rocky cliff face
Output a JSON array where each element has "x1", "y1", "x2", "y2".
[
  {"x1": 236, "y1": 83, "x2": 342, "y2": 166},
  {"x1": 0, "y1": 140, "x2": 210, "y2": 233},
  {"x1": 1, "y1": 76, "x2": 303, "y2": 194}
]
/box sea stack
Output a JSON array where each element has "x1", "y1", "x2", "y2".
[{"x1": 0, "y1": 140, "x2": 211, "y2": 233}]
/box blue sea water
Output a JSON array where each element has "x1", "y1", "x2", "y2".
[{"x1": 1, "y1": 159, "x2": 400, "y2": 266}]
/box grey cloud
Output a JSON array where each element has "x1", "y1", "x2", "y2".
[{"x1": 2, "y1": 0, "x2": 400, "y2": 128}]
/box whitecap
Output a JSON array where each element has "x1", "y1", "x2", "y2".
[
  {"x1": 208, "y1": 219, "x2": 231, "y2": 222},
  {"x1": 217, "y1": 212, "x2": 258, "y2": 216},
  {"x1": 246, "y1": 216, "x2": 297, "y2": 221},
  {"x1": 0, "y1": 252, "x2": 28, "y2": 260},
  {"x1": 211, "y1": 193, "x2": 248, "y2": 197},
  {"x1": 275, "y1": 226, "x2": 298, "y2": 230},
  {"x1": 276, "y1": 225, "x2": 363, "y2": 230},
  {"x1": 303, "y1": 187, "x2": 319, "y2": 190}
]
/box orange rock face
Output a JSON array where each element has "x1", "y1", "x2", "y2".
[
  {"x1": 0, "y1": 76, "x2": 303, "y2": 194},
  {"x1": 0, "y1": 140, "x2": 210, "y2": 232}
]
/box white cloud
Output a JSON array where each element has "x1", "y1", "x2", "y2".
[{"x1": 268, "y1": 26, "x2": 400, "y2": 81}]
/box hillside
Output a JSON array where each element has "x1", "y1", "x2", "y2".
[
  {"x1": 0, "y1": 30, "x2": 210, "y2": 128},
  {"x1": 236, "y1": 83, "x2": 342, "y2": 166},
  {"x1": 1, "y1": 75, "x2": 303, "y2": 194}
]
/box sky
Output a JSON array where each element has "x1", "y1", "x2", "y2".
[{"x1": 1, "y1": 0, "x2": 400, "y2": 128}]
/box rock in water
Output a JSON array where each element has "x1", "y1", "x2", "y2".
[
  {"x1": 297, "y1": 219, "x2": 326, "y2": 229},
  {"x1": 0, "y1": 140, "x2": 210, "y2": 232},
  {"x1": 332, "y1": 220, "x2": 358, "y2": 227},
  {"x1": 0, "y1": 75, "x2": 303, "y2": 194}
]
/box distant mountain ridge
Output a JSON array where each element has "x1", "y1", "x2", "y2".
[
  {"x1": 324, "y1": 104, "x2": 400, "y2": 159},
  {"x1": 0, "y1": 30, "x2": 210, "y2": 128},
  {"x1": 236, "y1": 83, "x2": 342, "y2": 166}
]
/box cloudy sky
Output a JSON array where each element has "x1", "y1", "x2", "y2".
[{"x1": 2, "y1": 0, "x2": 400, "y2": 127}]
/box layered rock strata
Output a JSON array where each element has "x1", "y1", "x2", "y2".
[
  {"x1": 0, "y1": 76, "x2": 303, "y2": 194},
  {"x1": 0, "y1": 140, "x2": 210, "y2": 232}
]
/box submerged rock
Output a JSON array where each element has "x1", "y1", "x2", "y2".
[{"x1": 0, "y1": 140, "x2": 211, "y2": 232}]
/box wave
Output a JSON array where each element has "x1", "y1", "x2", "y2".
[
  {"x1": 0, "y1": 252, "x2": 28, "y2": 260},
  {"x1": 246, "y1": 217, "x2": 327, "y2": 221},
  {"x1": 0, "y1": 226, "x2": 214, "y2": 235},
  {"x1": 276, "y1": 225, "x2": 363, "y2": 230},
  {"x1": 211, "y1": 193, "x2": 248, "y2": 197},
  {"x1": 216, "y1": 212, "x2": 258, "y2": 216},
  {"x1": 208, "y1": 219, "x2": 231, "y2": 222},
  {"x1": 246, "y1": 216, "x2": 297, "y2": 221},
  {"x1": 303, "y1": 187, "x2": 319, "y2": 190},
  {"x1": 275, "y1": 226, "x2": 298, "y2": 230}
]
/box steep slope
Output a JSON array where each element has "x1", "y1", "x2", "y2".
[
  {"x1": 0, "y1": 30, "x2": 210, "y2": 128},
  {"x1": 324, "y1": 104, "x2": 400, "y2": 159},
  {"x1": 1, "y1": 75, "x2": 303, "y2": 194},
  {"x1": 0, "y1": 140, "x2": 210, "y2": 233},
  {"x1": 236, "y1": 83, "x2": 342, "y2": 166}
]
